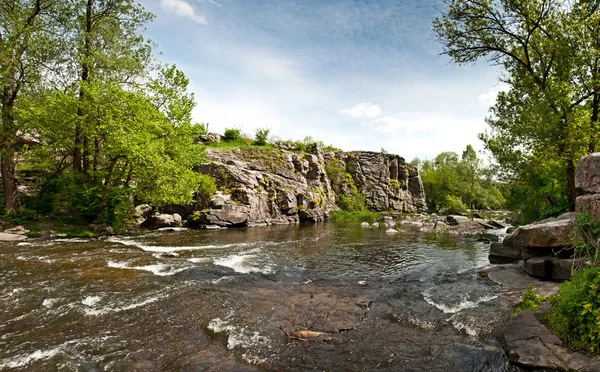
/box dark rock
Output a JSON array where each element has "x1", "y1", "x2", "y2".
[
  {"x1": 194, "y1": 132, "x2": 222, "y2": 144},
  {"x1": 472, "y1": 212, "x2": 483, "y2": 219},
  {"x1": 503, "y1": 213, "x2": 574, "y2": 249},
  {"x1": 550, "y1": 257, "x2": 587, "y2": 280},
  {"x1": 487, "y1": 220, "x2": 506, "y2": 229},
  {"x1": 156, "y1": 227, "x2": 189, "y2": 232},
  {"x1": 523, "y1": 256, "x2": 552, "y2": 279},
  {"x1": 575, "y1": 153, "x2": 600, "y2": 193},
  {"x1": 489, "y1": 242, "x2": 520, "y2": 260},
  {"x1": 473, "y1": 218, "x2": 496, "y2": 229}
]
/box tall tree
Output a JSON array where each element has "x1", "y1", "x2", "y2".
[
  {"x1": 0, "y1": 0, "x2": 57, "y2": 212},
  {"x1": 70, "y1": 0, "x2": 154, "y2": 174},
  {"x1": 433, "y1": 0, "x2": 600, "y2": 210}
]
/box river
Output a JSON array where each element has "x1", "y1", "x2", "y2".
[{"x1": 0, "y1": 223, "x2": 520, "y2": 371}]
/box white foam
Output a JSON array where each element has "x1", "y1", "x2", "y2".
[
  {"x1": 38, "y1": 256, "x2": 56, "y2": 264},
  {"x1": 0, "y1": 347, "x2": 63, "y2": 369},
  {"x1": 42, "y1": 298, "x2": 59, "y2": 309},
  {"x1": 213, "y1": 252, "x2": 274, "y2": 274},
  {"x1": 187, "y1": 257, "x2": 213, "y2": 264},
  {"x1": 422, "y1": 291, "x2": 498, "y2": 314},
  {"x1": 107, "y1": 260, "x2": 190, "y2": 276},
  {"x1": 82, "y1": 296, "x2": 102, "y2": 307},
  {"x1": 207, "y1": 318, "x2": 271, "y2": 364},
  {"x1": 84, "y1": 295, "x2": 162, "y2": 316},
  {"x1": 107, "y1": 236, "x2": 247, "y2": 253},
  {"x1": 16, "y1": 242, "x2": 32, "y2": 246}
]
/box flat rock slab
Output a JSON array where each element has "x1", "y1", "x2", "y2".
[
  {"x1": 0, "y1": 232, "x2": 27, "y2": 242},
  {"x1": 505, "y1": 310, "x2": 590, "y2": 370},
  {"x1": 478, "y1": 264, "x2": 559, "y2": 304}
]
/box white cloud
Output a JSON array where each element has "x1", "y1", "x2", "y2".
[
  {"x1": 339, "y1": 102, "x2": 382, "y2": 118},
  {"x1": 478, "y1": 84, "x2": 509, "y2": 105},
  {"x1": 160, "y1": 0, "x2": 206, "y2": 24},
  {"x1": 360, "y1": 115, "x2": 436, "y2": 133}
]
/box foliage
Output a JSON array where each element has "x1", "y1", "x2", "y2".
[
  {"x1": 545, "y1": 267, "x2": 600, "y2": 353},
  {"x1": 574, "y1": 213, "x2": 600, "y2": 266},
  {"x1": 434, "y1": 0, "x2": 600, "y2": 219},
  {"x1": 413, "y1": 145, "x2": 506, "y2": 213},
  {"x1": 514, "y1": 285, "x2": 545, "y2": 315},
  {"x1": 329, "y1": 210, "x2": 380, "y2": 222},
  {"x1": 254, "y1": 128, "x2": 271, "y2": 146},
  {"x1": 445, "y1": 195, "x2": 468, "y2": 215},
  {"x1": 337, "y1": 192, "x2": 368, "y2": 212},
  {"x1": 223, "y1": 128, "x2": 243, "y2": 142}
]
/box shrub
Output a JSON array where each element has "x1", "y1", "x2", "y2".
[
  {"x1": 338, "y1": 192, "x2": 368, "y2": 212},
  {"x1": 329, "y1": 210, "x2": 379, "y2": 222},
  {"x1": 545, "y1": 267, "x2": 600, "y2": 353},
  {"x1": 514, "y1": 285, "x2": 544, "y2": 314},
  {"x1": 574, "y1": 213, "x2": 600, "y2": 266},
  {"x1": 223, "y1": 128, "x2": 242, "y2": 142},
  {"x1": 254, "y1": 128, "x2": 270, "y2": 146},
  {"x1": 445, "y1": 195, "x2": 467, "y2": 214}
]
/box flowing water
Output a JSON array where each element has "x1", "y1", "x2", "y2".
[{"x1": 0, "y1": 223, "x2": 520, "y2": 371}]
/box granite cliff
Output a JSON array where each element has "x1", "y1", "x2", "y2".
[{"x1": 170, "y1": 145, "x2": 427, "y2": 228}]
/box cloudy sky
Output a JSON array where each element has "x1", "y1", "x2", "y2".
[{"x1": 138, "y1": 0, "x2": 506, "y2": 161}]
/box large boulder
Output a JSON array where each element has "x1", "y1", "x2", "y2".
[
  {"x1": 576, "y1": 153, "x2": 600, "y2": 193},
  {"x1": 142, "y1": 213, "x2": 182, "y2": 229},
  {"x1": 503, "y1": 213, "x2": 575, "y2": 249}
]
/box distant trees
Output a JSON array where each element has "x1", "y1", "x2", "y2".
[
  {"x1": 412, "y1": 145, "x2": 505, "y2": 213},
  {"x1": 434, "y1": 0, "x2": 600, "y2": 221}
]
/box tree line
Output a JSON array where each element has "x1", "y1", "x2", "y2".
[{"x1": 1, "y1": 0, "x2": 213, "y2": 226}]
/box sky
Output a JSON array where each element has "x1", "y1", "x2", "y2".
[{"x1": 138, "y1": 0, "x2": 507, "y2": 161}]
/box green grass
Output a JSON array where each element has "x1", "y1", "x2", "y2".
[{"x1": 330, "y1": 210, "x2": 380, "y2": 222}]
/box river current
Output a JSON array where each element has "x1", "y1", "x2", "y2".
[{"x1": 0, "y1": 223, "x2": 520, "y2": 371}]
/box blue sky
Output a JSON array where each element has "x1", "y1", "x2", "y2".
[{"x1": 138, "y1": 0, "x2": 506, "y2": 160}]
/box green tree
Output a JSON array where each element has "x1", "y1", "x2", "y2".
[
  {"x1": 0, "y1": 0, "x2": 58, "y2": 212},
  {"x1": 434, "y1": 0, "x2": 600, "y2": 213}
]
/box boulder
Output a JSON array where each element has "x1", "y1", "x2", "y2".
[
  {"x1": 198, "y1": 209, "x2": 248, "y2": 228},
  {"x1": 135, "y1": 204, "x2": 152, "y2": 218},
  {"x1": 489, "y1": 242, "x2": 520, "y2": 260},
  {"x1": 487, "y1": 220, "x2": 506, "y2": 229},
  {"x1": 523, "y1": 256, "x2": 552, "y2": 279},
  {"x1": 473, "y1": 218, "x2": 496, "y2": 229},
  {"x1": 194, "y1": 132, "x2": 222, "y2": 144},
  {"x1": 88, "y1": 224, "x2": 115, "y2": 235},
  {"x1": 575, "y1": 153, "x2": 600, "y2": 193},
  {"x1": 576, "y1": 194, "x2": 600, "y2": 221},
  {"x1": 503, "y1": 213, "x2": 574, "y2": 249},
  {"x1": 550, "y1": 257, "x2": 587, "y2": 280},
  {"x1": 4, "y1": 225, "x2": 29, "y2": 235},
  {"x1": 360, "y1": 222, "x2": 370, "y2": 228},
  {"x1": 142, "y1": 213, "x2": 182, "y2": 229},
  {"x1": 385, "y1": 228, "x2": 399, "y2": 234},
  {"x1": 0, "y1": 232, "x2": 27, "y2": 242},
  {"x1": 371, "y1": 222, "x2": 380, "y2": 228}
]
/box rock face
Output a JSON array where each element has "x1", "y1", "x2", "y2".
[
  {"x1": 503, "y1": 213, "x2": 575, "y2": 249},
  {"x1": 191, "y1": 147, "x2": 427, "y2": 227},
  {"x1": 335, "y1": 151, "x2": 427, "y2": 213}
]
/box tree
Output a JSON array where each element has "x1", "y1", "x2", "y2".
[
  {"x1": 434, "y1": 0, "x2": 600, "y2": 212},
  {"x1": 0, "y1": 0, "x2": 58, "y2": 212}
]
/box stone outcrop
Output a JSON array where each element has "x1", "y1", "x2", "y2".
[
  {"x1": 188, "y1": 147, "x2": 426, "y2": 227},
  {"x1": 576, "y1": 153, "x2": 600, "y2": 220},
  {"x1": 333, "y1": 151, "x2": 427, "y2": 213},
  {"x1": 489, "y1": 213, "x2": 580, "y2": 280}
]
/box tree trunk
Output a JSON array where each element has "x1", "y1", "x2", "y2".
[
  {"x1": 567, "y1": 159, "x2": 577, "y2": 211},
  {"x1": 590, "y1": 90, "x2": 599, "y2": 153},
  {"x1": 1, "y1": 91, "x2": 21, "y2": 213},
  {"x1": 75, "y1": 0, "x2": 93, "y2": 173}
]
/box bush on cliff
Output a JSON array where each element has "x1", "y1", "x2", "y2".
[{"x1": 544, "y1": 267, "x2": 600, "y2": 353}]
